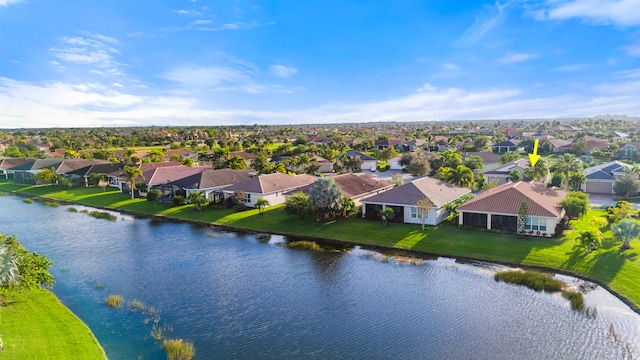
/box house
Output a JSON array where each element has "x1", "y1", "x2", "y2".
[
  {"x1": 106, "y1": 161, "x2": 184, "y2": 190},
  {"x1": 222, "y1": 173, "x2": 318, "y2": 207},
  {"x1": 9, "y1": 159, "x2": 110, "y2": 185},
  {"x1": 585, "y1": 136, "x2": 609, "y2": 155},
  {"x1": 483, "y1": 158, "x2": 531, "y2": 185},
  {"x1": 286, "y1": 173, "x2": 394, "y2": 206},
  {"x1": 548, "y1": 139, "x2": 572, "y2": 153},
  {"x1": 165, "y1": 168, "x2": 255, "y2": 202},
  {"x1": 397, "y1": 139, "x2": 426, "y2": 152},
  {"x1": 457, "y1": 181, "x2": 567, "y2": 237},
  {"x1": 284, "y1": 155, "x2": 334, "y2": 174},
  {"x1": 0, "y1": 157, "x2": 33, "y2": 179},
  {"x1": 581, "y1": 160, "x2": 632, "y2": 194},
  {"x1": 387, "y1": 155, "x2": 405, "y2": 171},
  {"x1": 462, "y1": 152, "x2": 501, "y2": 172},
  {"x1": 491, "y1": 139, "x2": 522, "y2": 153},
  {"x1": 360, "y1": 177, "x2": 471, "y2": 226},
  {"x1": 65, "y1": 162, "x2": 125, "y2": 187},
  {"x1": 346, "y1": 150, "x2": 377, "y2": 171},
  {"x1": 374, "y1": 138, "x2": 402, "y2": 150}
]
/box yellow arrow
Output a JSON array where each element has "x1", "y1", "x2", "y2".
[{"x1": 528, "y1": 138, "x2": 541, "y2": 167}]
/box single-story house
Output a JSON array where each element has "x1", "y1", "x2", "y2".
[
  {"x1": 346, "y1": 150, "x2": 377, "y2": 171},
  {"x1": 165, "y1": 168, "x2": 255, "y2": 202},
  {"x1": 0, "y1": 157, "x2": 33, "y2": 179},
  {"x1": 491, "y1": 139, "x2": 522, "y2": 153},
  {"x1": 222, "y1": 173, "x2": 318, "y2": 207},
  {"x1": 483, "y1": 158, "x2": 531, "y2": 185},
  {"x1": 285, "y1": 173, "x2": 394, "y2": 206},
  {"x1": 581, "y1": 160, "x2": 632, "y2": 194},
  {"x1": 457, "y1": 181, "x2": 567, "y2": 237},
  {"x1": 9, "y1": 159, "x2": 110, "y2": 185},
  {"x1": 65, "y1": 162, "x2": 125, "y2": 187},
  {"x1": 585, "y1": 136, "x2": 609, "y2": 155},
  {"x1": 360, "y1": 177, "x2": 472, "y2": 226},
  {"x1": 387, "y1": 155, "x2": 405, "y2": 171},
  {"x1": 462, "y1": 152, "x2": 501, "y2": 172}
]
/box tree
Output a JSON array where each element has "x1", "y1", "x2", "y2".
[
  {"x1": 255, "y1": 198, "x2": 270, "y2": 214},
  {"x1": 508, "y1": 169, "x2": 522, "y2": 182},
  {"x1": 614, "y1": 173, "x2": 640, "y2": 199},
  {"x1": 0, "y1": 245, "x2": 19, "y2": 288},
  {"x1": 399, "y1": 153, "x2": 415, "y2": 167},
  {"x1": 1, "y1": 234, "x2": 53, "y2": 291},
  {"x1": 415, "y1": 198, "x2": 433, "y2": 230},
  {"x1": 35, "y1": 168, "x2": 58, "y2": 185},
  {"x1": 285, "y1": 192, "x2": 310, "y2": 219},
  {"x1": 576, "y1": 229, "x2": 603, "y2": 254},
  {"x1": 499, "y1": 152, "x2": 521, "y2": 164},
  {"x1": 568, "y1": 173, "x2": 586, "y2": 191},
  {"x1": 308, "y1": 177, "x2": 344, "y2": 220},
  {"x1": 559, "y1": 192, "x2": 589, "y2": 219},
  {"x1": 146, "y1": 149, "x2": 164, "y2": 162},
  {"x1": 188, "y1": 191, "x2": 208, "y2": 211},
  {"x1": 517, "y1": 201, "x2": 528, "y2": 235},
  {"x1": 463, "y1": 155, "x2": 483, "y2": 171},
  {"x1": 377, "y1": 147, "x2": 397, "y2": 162},
  {"x1": 227, "y1": 155, "x2": 247, "y2": 170},
  {"x1": 609, "y1": 201, "x2": 637, "y2": 223},
  {"x1": 406, "y1": 157, "x2": 431, "y2": 177},
  {"x1": 181, "y1": 158, "x2": 194, "y2": 167},
  {"x1": 122, "y1": 166, "x2": 144, "y2": 200},
  {"x1": 391, "y1": 173, "x2": 404, "y2": 187},
  {"x1": 380, "y1": 207, "x2": 395, "y2": 227},
  {"x1": 441, "y1": 165, "x2": 475, "y2": 188},
  {"x1": 550, "y1": 154, "x2": 582, "y2": 191},
  {"x1": 63, "y1": 149, "x2": 80, "y2": 159},
  {"x1": 611, "y1": 219, "x2": 640, "y2": 250},
  {"x1": 473, "y1": 136, "x2": 489, "y2": 151},
  {"x1": 526, "y1": 158, "x2": 549, "y2": 182}
]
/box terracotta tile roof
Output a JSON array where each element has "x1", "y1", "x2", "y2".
[
  {"x1": 361, "y1": 177, "x2": 471, "y2": 208},
  {"x1": 457, "y1": 181, "x2": 567, "y2": 217},
  {"x1": 223, "y1": 173, "x2": 318, "y2": 194},
  {"x1": 287, "y1": 173, "x2": 394, "y2": 198}
]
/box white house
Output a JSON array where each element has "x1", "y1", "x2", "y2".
[
  {"x1": 222, "y1": 173, "x2": 318, "y2": 207},
  {"x1": 581, "y1": 160, "x2": 632, "y2": 194}
]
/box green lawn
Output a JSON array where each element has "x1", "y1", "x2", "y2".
[
  {"x1": 0, "y1": 289, "x2": 106, "y2": 359},
  {"x1": 2, "y1": 182, "x2": 640, "y2": 311}
]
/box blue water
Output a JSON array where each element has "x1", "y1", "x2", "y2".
[{"x1": 1, "y1": 194, "x2": 639, "y2": 359}]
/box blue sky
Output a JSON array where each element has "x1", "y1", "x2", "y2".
[{"x1": 1, "y1": 0, "x2": 639, "y2": 128}]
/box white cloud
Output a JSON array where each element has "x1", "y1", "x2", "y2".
[
  {"x1": 498, "y1": 52, "x2": 537, "y2": 64},
  {"x1": 456, "y1": 1, "x2": 506, "y2": 46},
  {"x1": 539, "y1": 0, "x2": 640, "y2": 26},
  {"x1": 190, "y1": 19, "x2": 212, "y2": 25},
  {"x1": 552, "y1": 63, "x2": 590, "y2": 71},
  {"x1": 269, "y1": 65, "x2": 298, "y2": 78},
  {"x1": 50, "y1": 34, "x2": 123, "y2": 77},
  {"x1": 442, "y1": 62, "x2": 460, "y2": 71},
  {"x1": 2, "y1": 77, "x2": 640, "y2": 129},
  {"x1": 622, "y1": 43, "x2": 640, "y2": 56},
  {"x1": 0, "y1": 0, "x2": 23, "y2": 6}
]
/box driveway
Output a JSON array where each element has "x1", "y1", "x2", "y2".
[{"x1": 589, "y1": 193, "x2": 616, "y2": 208}]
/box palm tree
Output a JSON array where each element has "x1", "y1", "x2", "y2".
[
  {"x1": 255, "y1": 198, "x2": 270, "y2": 214},
  {"x1": 611, "y1": 218, "x2": 640, "y2": 250},
  {"x1": 122, "y1": 166, "x2": 144, "y2": 200},
  {"x1": 508, "y1": 169, "x2": 522, "y2": 182},
  {"x1": 551, "y1": 154, "x2": 582, "y2": 191},
  {"x1": 442, "y1": 165, "x2": 475, "y2": 188},
  {"x1": 568, "y1": 173, "x2": 587, "y2": 191},
  {"x1": 526, "y1": 158, "x2": 549, "y2": 182}
]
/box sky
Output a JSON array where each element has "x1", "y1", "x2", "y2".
[{"x1": 1, "y1": 0, "x2": 640, "y2": 128}]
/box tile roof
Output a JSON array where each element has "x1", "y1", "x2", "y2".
[
  {"x1": 169, "y1": 168, "x2": 255, "y2": 190},
  {"x1": 346, "y1": 150, "x2": 377, "y2": 162},
  {"x1": 0, "y1": 157, "x2": 34, "y2": 169},
  {"x1": 143, "y1": 166, "x2": 210, "y2": 185},
  {"x1": 457, "y1": 181, "x2": 567, "y2": 217},
  {"x1": 287, "y1": 173, "x2": 394, "y2": 198},
  {"x1": 223, "y1": 173, "x2": 318, "y2": 194},
  {"x1": 361, "y1": 177, "x2": 471, "y2": 208}
]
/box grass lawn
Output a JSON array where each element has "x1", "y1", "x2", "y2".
[
  {"x1": 2, "y1": 182, "x2": 640, "y2": 311},
  {"x1": 0, "y1": 289, "x2": 106, "y2": 359}
]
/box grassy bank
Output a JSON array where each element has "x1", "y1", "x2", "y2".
[
  {"x1": 2, "y1": 182, "x2": 640, "y2": 311},
  {"x1": 0, "y1": 289, "x2": 107, "y2": 359}
]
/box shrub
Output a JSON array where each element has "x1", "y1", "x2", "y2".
[
  {"x1": 67, "y1": 207, "x2": 78, "y2": 212},
  {"x1": 129, "y1": 299, "x2": 145, "y2": 310},
  {"x1": 494, "y1": 270, "x2": 563, "y2": 292},
  {"x1": 284, "y1": 240, "x2": 323, "y2": 251},
  {"x1": 23, "y1": 198, "x2": 33, "y2": 204},
  {"x1": 88, "y1": 211, "x2": 117, "y2": 221},
  {"x1": 163, "y1": 339, "x2": 195, "y2": 360},
  {"x1": 105, "y1": 294, "x2": 124, "y2": 307},
  {"x1": 147, "y1": 189, "x2": 162, "y2": 202},
  {"x1": 172, "y1": 195, "x2": 188, "y2": 206},
  {"x1": 233, "y1": 204, "x2": 248, "y2": 212},
  {"x1": 42, "y1": 200, "x2": 60, "y2": 208}
]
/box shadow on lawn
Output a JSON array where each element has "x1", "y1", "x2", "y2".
[{"x1": 588, "y1": 248, "x2": 637, "y2": 284}]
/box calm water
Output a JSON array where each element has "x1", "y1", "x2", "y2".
[{"x1": 1, "y1": 194, "x2": 640, "y2": 359}]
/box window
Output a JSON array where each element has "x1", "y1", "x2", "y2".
[
  {"x1": 245, "y1": 193, "x2": 251, "y2": 203},
  {"x1": 525, "y1": 217, "x2": 547, "y2": 232},
  {"x1": 411, "y1": 207, "x2": 428, "y2": 219}
]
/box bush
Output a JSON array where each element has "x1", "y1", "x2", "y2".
[
  {"x1": 23, "y1": 198, "x2": 33, "y2": 204},
  {"x1": 283, "y1": 240, "x2": 323, "y2": 251},
  {"x1": 163, "y1": 339, "x2": 195, "y2": 360},
  {"x1": 233, "y1": 204, "x2": 248, "y2": 212},
  {"x1": 147, "y1": 189, "x2": 162, "y2": 202},
  {"x1": 172, "y1": 195, "x2": 188, "y2": 206},
  {"x1": 88, "y1": 211, "x2": 117, "y2": 221}
]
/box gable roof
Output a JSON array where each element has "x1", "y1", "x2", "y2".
[
  {"x1": 142, "y1": 166, "x2": 210, "y2": 186},
  {"x1": 484, "y1": 158, "x2": 530, "y2": 175},
  {"x1": 107, "y1": 161, "x2": 182, "y2": 177},
  {"x1": 0, "y1": 157, "x2": 34, "y2": 170},
  {"x1": 457, "y1": 181, "x2": 566, "y2": 218},
  {"x1": 361, "y1": 177, "x2": 471, "y2": 208},
  {"x1": 7, "y1": 159, "x2": 109, "y2": 173},
  {"x1": 169, "y1": 168, "x2": 255, "y2": 190},
  {"x1": 492, "y1": 139, "x2": 521, "y2": 147},
  {"x1": 346, "y1": 150, "x2": 377, "y2": 162},
  {"x1": 65, "y1": 163, "x2": 125, "y2": 177},
  {"x1": 287, "y1": 173, "x2": 394, "y2": 198},
  {"x1": 583, "y1": 160, "x2": 631, "y2": 180},
  {"x1": 223, "y1": 173, "x2": 318, "y2": 194}
]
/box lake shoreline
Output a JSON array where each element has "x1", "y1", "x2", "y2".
[{"x1": 6, "y1": 187, "x2": 639, "y2": 316}]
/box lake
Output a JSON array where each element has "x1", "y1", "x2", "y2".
[{"x1": 1, "y1": 194, "x2": 639, "y2": 359}]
